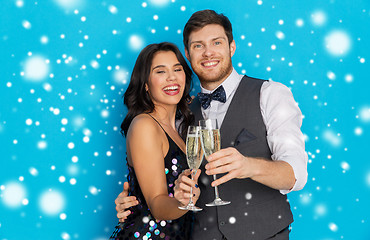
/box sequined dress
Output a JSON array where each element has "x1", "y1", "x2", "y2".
[{"x1": 110, "y1": 119, "x2": 193, "y2": 240}]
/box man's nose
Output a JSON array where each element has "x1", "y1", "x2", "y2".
[{"x1": 202, "y1": 45, "x2": 215, "y2": 57}]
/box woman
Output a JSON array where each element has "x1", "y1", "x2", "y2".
[{"x1": 110, "y1": 42, "x2": 200, "y2": 240}]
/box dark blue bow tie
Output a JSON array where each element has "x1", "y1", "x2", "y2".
[{"x1": 198, "y1": 85, "x2": 226, "y2": 109}]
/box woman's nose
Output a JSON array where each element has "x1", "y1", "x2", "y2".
[{"x1": 167, "y1": 71, "x2": 176, "y2": 81}]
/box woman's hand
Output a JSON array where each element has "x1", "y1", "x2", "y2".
[{"x1": 174, "y1": 169, "x2": 201, "y2": 206}]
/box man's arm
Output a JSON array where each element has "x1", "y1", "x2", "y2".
[{"x1": 116, "y1": 169, "x2": 202, "y2": 223}]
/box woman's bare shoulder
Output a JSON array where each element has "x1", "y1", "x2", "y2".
[{"x1": 127, "y1": 114, "x2": 161, "y2": 140}]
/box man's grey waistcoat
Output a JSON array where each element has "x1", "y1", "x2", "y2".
[{"x1": 190, "y1": 76, "x2": 293, "y2": 240}]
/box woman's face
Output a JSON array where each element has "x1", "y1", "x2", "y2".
[{"x1": 146, "y1": 51, "x2": 186, "y2": 108}]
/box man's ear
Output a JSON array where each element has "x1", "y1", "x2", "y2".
[
  {"x1": 230, "y1": 40, "x2": 236, "y2": 57},
  {"x1": 185, "y1": 48, "x2": 190, "y2": 61}
]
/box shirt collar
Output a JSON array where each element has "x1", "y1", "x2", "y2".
[{"x1": 200, "y1": 68, "x2": 243, "y2": 100}]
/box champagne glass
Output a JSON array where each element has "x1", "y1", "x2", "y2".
[
  {"x1": 178, "y1": 125, "x2": 203, "y2": 211},
  {"x1": 199, "y1": 119, "x2": 231, "y2": 206}
]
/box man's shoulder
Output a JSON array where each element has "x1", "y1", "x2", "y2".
[
  {"x1": 237, "y1": 75, "x2": 267, "y2": 91},
  {"x1": 241, "y1": 75, "x2": 269, "y2": 86},
  {"x1": 242, "y1": 75, "x2": 267, "y2": 82},
  {"x1": 261, "y1": 79, "x2": 291, "y2": 93},
  {"x1": 242, "y1": 75, "x2": 289, "y2": 87}
]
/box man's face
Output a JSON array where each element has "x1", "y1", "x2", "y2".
[{"x1": 185, "y1": 24, "x2": 236, "y2": 90}]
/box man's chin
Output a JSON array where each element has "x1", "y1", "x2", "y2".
[
  {"x1": 197, "y1": 70, "x2": 219, "y2": 81},
  {"x1": 196, "y1": 67, "x2": 232, "y2": 85}
]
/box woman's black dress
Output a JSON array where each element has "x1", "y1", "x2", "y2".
[{"x1": 110, "y1": 121, "x2": 193, "y2": 240}]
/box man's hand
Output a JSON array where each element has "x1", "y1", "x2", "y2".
[
  {"x1": 115, "y1": 182, "x2": 139, "y2": 222},
  {"x1": 205, "y1": 147, "x2": 296, "y2": 190},
  {"x1": 205, "y1": 147, "x2": 252, "y2": 187},
  {"x1": 174, "y1": 169, "x2": 201, "y2": 206}
]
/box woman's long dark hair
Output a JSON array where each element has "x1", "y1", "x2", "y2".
[{"x1": 121, "y1": 42, "x2": 194, "y2": 139}]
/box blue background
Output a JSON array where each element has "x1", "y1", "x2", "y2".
[{"x1": 1, "y1": 0, "x2": 369, "y2": 239}]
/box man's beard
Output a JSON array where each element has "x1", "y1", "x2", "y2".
[{"x1": 197, "y1": 59, "x2": 233, "y2": 84}]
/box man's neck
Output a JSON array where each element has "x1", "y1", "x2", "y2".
[{"x1": 200, "y1": 80, "x2": 226, "y2": 91}]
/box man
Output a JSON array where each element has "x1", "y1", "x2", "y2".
[{"x1": 115, "y1": 10, "x2": 307, "y2": 239}]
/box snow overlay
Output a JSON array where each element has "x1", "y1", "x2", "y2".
[{"x1": 1, "y1": 1, "x2": 369, "y2": 239}]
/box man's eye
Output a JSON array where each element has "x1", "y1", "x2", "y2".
[
  {"x1": 215, "y1": 41, "x2": 221, "y2": 45},
  {"x1": 194, "y1": 44, "x2": 202, "y2": 49}
]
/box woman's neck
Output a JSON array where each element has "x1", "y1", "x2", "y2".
[{"x1": 150, "y1": 105, "x2": 177, "y2": 130}]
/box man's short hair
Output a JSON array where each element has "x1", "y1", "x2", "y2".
[{"x1": 183, "y1": 9, "x2": 234, "y2": 51}]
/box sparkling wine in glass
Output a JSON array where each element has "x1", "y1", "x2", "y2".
[
  {"x1": 199, "y1": 119, "x2": 231, "y2": 206},
  {"x1": 178, "y1": 126, "x2": 203, "y2": 211}
]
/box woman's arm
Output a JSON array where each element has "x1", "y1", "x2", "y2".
[{"x1": 127, "y1": 115, "x2": 194, "y2": 220}]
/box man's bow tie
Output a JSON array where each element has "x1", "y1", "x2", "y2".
[{"x1": 198, "y1": 85, "x2": 226, "y2": 109}]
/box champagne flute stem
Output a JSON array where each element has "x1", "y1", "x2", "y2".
[
  {"x1": 213, "y1": 174, "x2": 220, "y2": 199},
  {"x1": 189, "y1": 171, "x2": 195, "y2": 205}
]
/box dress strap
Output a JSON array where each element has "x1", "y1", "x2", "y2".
[
  {"x1": 146, "y1": 113, "x2": 166, "y2": 133},
  {"x1": 146, "y1": 113, "x2": 186, "y2": 155}
]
